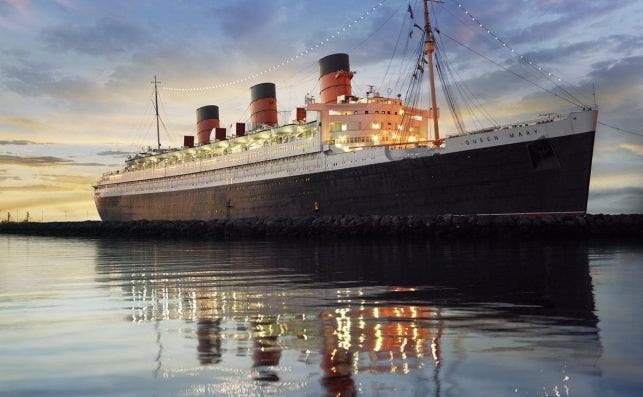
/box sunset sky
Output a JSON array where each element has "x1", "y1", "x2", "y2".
[{"x1": 1, "y1": 0, "x2": 641, "y2": 221}]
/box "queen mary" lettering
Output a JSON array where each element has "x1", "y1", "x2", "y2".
[
  {"x1": 465, "y1": 135, "x2": 500, "y2": 145},
  {"x1": 509, "y1": 129, "x2": 538, "y2": 138}
]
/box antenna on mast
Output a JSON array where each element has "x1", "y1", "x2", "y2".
[
  {"x1": 592, "y1": 82, "x2": 597, "y2": 110},
  {"x1": 423, "y1": 0, "x2": 442, "y2": 146},
  {"x1": 152, "y1": 75, "x2": 161, "y2": 150}
]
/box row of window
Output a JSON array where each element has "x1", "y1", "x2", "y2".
[
  {"x1": 329, "y1": 109, "x2": 399, "y2": 116},
  {"x1": 100, "y1": 151, "x2": 383, "y2": 196},
  {"x1": 114, "y1": 138, "x2": 318, "y2": 184}
]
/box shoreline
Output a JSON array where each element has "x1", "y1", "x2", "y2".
[{"x1": 0, "y1": 214, "x2": 641, "y2": 240}]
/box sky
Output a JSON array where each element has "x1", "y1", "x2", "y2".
[{"x1": 0, "y1": 0, "x2": 641, "y2": 221}]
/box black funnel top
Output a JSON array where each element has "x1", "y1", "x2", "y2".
[
  {"x1": 196, "y1": 105, "x2": 219, "y2": 122},
  {"x1": 319, "y1": 53, "x2": 350, "y2": 77},
  {"x1": 250, "y1": 83, "x2": 276, "y2": 102}
]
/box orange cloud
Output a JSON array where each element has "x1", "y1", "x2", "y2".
[{"x1": 619, "y1": 143, "x2": 643, "y2": 156}]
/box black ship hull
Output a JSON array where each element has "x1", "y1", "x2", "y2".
[{"x1": 95, "y1": 130, "x2": 595, "y2": 221}]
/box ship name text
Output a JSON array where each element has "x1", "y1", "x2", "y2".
[{"x1": 465, "y1": 129, "x2": 538, "y2": 146}]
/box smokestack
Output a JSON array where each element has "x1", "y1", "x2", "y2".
[
  {"x1": 250, "y1": 83, "x2": 278, "y2": 126},
  {"x1": 318, "y1": 53, "x2": 352, "y2": 104},
  {"x1": 196, "y1": 105, "x2": 220, "y2": 145}
]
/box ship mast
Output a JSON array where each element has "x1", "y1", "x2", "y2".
[
  {"x1": 423, "y1": 0, "x2": 441, "y2": 145},
  {"x1": 152, "y1": 75, "x2": 161, "y2": 150}
]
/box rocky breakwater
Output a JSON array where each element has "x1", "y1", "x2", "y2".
[{"x1": 0, "y1": 214, "x2": 641, "y2": 240}]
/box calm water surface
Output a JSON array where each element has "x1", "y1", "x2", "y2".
[{"x1": 0, "y1": 236, "x2": 641, "y2": 396}]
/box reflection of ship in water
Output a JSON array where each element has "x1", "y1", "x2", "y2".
[
  {"x1": 94, "y1": 240, "x2": 599, "y2": 395},
  {"x1": 196, "y1": 318, "x2": 222, "y2": 365},
  {"x1": 319, "y1": 305, "x2": 445, "y2": 397},
  {"x1": 197, "y1": 316, "x2": 282, "y2": 381}
]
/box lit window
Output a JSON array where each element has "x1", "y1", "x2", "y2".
[
  {"x1": 411, "y1": 115, "x2": 423, "y2": 121},
  {"x1": 329, "y1": 109, "x2": 341, "y2": 115},
  {"x1": 341, "y1": 123, "x2": 348, "y2": 131},
  {"x1": 372, "y1": 122, "x2": 381, "y2": 130}
]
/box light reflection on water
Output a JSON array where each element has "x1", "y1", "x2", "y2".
[{"x1": 0, "y1": 236, "x2": 641, "y2": 396}]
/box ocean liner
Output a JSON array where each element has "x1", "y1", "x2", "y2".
[{"x1": 94, "y1": 1, "x2": 597, "y2": 221}]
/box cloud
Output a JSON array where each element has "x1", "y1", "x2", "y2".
[
  {"x1": 588, "y1": 187, "x2": 643, "y2": 214},
  {"x1": 479, "y1": 54, "x2": 643, "y2": 127},
  {"x1": 6, "y1": 71, "x2": 99, "y2": 101},
  {"x1": 0, "y1": 114, "x2": 45, "y2": 130},
  {"x1": 96, "y1": 150, "x2": 131, "y2": 156},
  {"x1": 619, "y1": 144, "x2": 643, "y2": 156},
  {"x1": 0, "y1": 193, "x2": 97, "y2": 219},
  {"x1": 590, "y1": 186, "x2": 643, "y2": 199},
  {"x1": 0, "y1": 0, "x2": 32, "y2": 31},
  {"x1": 0, "y1": 169, "x2": 22, "y2": 182},
  {"x1": 0, "y1": 184, "x2": 67, "y2": 193},
  {"x1": 0, "y1": 174, "x2": 97, "y2": 193},
  {"x1": 72, "y1": 162, "x2": 107, "y2": 167},
  {"x1": 0, "y1": 154, "x2": 106, "y2": 167},
  {"x1": 0, "y1": 51, "x2": 104, "y2": 103},
  {"x1": 0, "y1": 154, "x2": 71, "y2": 166},
  {"x1": 40, "y1": 17, "x2": 149, "y2": 57},
  {"x1": 459, "y1": 0, "x2": 630, "y2": 47},
  {"x1": 214, "y1": 1, "x2": 280, "y2": 40},
  {"x1": 590, "y1": 172, "x2": 642, "y2": 191},
  {"x1": 41, "y1": 174, "x2": 98, "y2": 185},
  {"x1": 0, "y1": 56, "x2": 55, "y2": 97},
  {"x1": 588, "y1": 55, "x2": 643, "y2": 92},
  {"x1": 519, "y1": 41, "x2": 598, "y2": 65},
  {"x1": 0, "y1": 139, "x2": 38, "y2": 145}
]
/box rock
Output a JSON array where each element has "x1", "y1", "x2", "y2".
[{"x1": 0, "y1": 214, "x2": 641, "y2": 240}]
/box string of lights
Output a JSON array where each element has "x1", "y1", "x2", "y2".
[
  {"x1": 162, "y1": 1, "x2": 387, "y2": 92},
  {"x1": 452, "y1": 2, "x2": 587, "y2": 106}
]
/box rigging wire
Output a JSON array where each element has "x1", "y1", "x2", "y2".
[
  {"x1": 430, "y1": 0, "x2": 467, "y2": 133},
  {"x1": 237, "y1": 102, "x2": 252, "y2": 124},
  {"x1": 158, "y1": 116, "x2": 174, "y2": 147},
  {"x1": 347, "y1": 1, "x2": 405, "y2": 53},
  {"x1": 439, "y1": 43, "x2": 492, "y2": 131},
  {"x1": 157, "y1": 94, "x2": 177, "y2": 147},
  {"x1": 448, "y1": 2, "x2": 587, "y2": 107},
  {"x1": 598, "y1": 122, "x2": 643, "y2": 138},
  {"x1": 430, "y1": 2, "x2": 465, "y2": 134},
  {"x1": 343, "y1": 0, "x2": 405, "y2": 98},
  {"x1": 378, "y1": 1, "x2": 411, "y2": 89},
  {"x1": 434, "y1": 46, "x2": 465, "y2": 133},
  {"x1": 162, "y1": 1, "x2": 388, "y2": 92},
  {"x1": 431, "y1": 3, "x2": 498, "y2": 129},
  {"x1": 397, "y1": 32, "x2": 427, "y2": 141},
  {"x1": 438, "y1": 31, "x2": 582, "y2": 108},
  {"x1": 130, "y1": 91, "x2": 156, "y2": 150},
  {"x1": 392, "y1": 0, "x2": 422, "y2": 96},
  {"x1": 134, "y1": 99, "x2": 159, "y2": 151}
]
